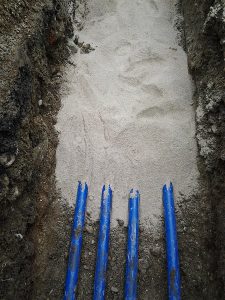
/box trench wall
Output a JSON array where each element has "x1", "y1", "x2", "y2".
[{"x1": 0, "y1": 1, "x2": 73, "y2": 298}]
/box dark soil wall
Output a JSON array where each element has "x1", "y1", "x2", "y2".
[
  {"x1": 0, "y1": 1, "x2": 73, "y2": 298},
  {"x1": 182, "y1": 0, "x2": 225, "y2": 294}
]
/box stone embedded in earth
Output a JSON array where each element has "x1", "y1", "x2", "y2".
[
  {"x1": 117, "y1": 219, "x2": 124, "y2": 226},
  {"x1": 111, "y1": 286, "x2": 119, "y2": 293}
]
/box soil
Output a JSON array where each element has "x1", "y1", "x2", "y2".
[
  {"x1": 0, "y1": 0, "x2": 73, "y2": 298},
  {"x1": 182, "y1": 0, "x2": 225, "y2": 293},
  {"x1": 0, "y1": 0, "x2": 224, "y2": 299}
]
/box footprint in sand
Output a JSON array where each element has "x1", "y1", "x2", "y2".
[
  {"x1": 137, "y1": 106, "x2": 164, "y2": 118},
  {"x1": 137, "y1": 103, "x2": 181, "y2": 119},
  {"x1": 125, "y1": 48, "x2": 165, "y2": 73},
  {"x1": 118, "y1": 72, "x2": 149, "y2": 88},
  {"x1": 141, "y1": 83, "x2": 164, "y2": 97}
]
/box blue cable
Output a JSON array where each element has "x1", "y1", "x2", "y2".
[
  {"x1": 125, "y1": 190, "x2": 140, "y2": 300},
  {"x1": 64, "y1": 181, "x2": 88, "y2": 300},
  {"x1": 93, "y1": 185, "x2": 112, "y2": 300},
  {"x1": 162, "y1": 183, "x2": 181, "y2": 300}
]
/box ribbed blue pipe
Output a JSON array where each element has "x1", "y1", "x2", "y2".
[
  {"x1": 162, "y1": 183, "x2": 181, "y2": 300},
  {"x1": 64, "y1": 181, "x2": 88, "y2": 300},
  {"x1": 93, "y1": 185, "x2": 112, "y2": 300},
  {"x1": 125, "y1": 190, "x2": 140, "y2": 300}
]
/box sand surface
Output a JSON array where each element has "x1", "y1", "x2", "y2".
[{"x1": 56, "y1": 0, "x2": 199, "y2": 227}]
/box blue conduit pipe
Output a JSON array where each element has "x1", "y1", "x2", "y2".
[
  {"x1": 162, "y1": 183, "x2": 181, "y2": 300},
  {"x1": 64, "y1": 181, "x2": 88, "y2": 300},
  {"x1": 93, "y1": 185, "x2": 113, "y2": 300},
  {"x1": 125, "y1": 190, "x2": 140, "y2": 300}
]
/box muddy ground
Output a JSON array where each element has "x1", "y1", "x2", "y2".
[{"x1": 0, "y1": 0, "x2": 224, "y2": 299}]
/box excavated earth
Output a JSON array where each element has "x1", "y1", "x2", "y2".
[{"x1": 0, "y1": 0, "x2": 224, "y2": 299}]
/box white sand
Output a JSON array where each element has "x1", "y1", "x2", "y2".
[{"x1": 56, "y1": 0, "x2": 199, "y2": 227}]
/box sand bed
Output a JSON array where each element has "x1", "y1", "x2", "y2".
[{"x1": 56, "y1": 0, "x2": 199, "y2": 227}]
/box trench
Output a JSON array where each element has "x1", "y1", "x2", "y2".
[
  {"x1": 56, "y1": 0, "x2": 199, "y2": 298},
  {"x1": 0, "y1": 0, "x2": 224, "y2": 299}
]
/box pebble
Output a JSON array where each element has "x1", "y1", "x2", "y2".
[
  {"x1": 68, "y1": 44, "x2": 78, "y2": 54},
  {"x1": 0, "y1": 153, "x2": 15, "y2": 167},
  {"x1": 211, "y1": 124, "x2": 217, "y2": 133},
  {"x1": 15, "y1": 233, "x2": 23, "y2": 240},
  {"x1": 5, "y1": 154, "x2": 15, "y2": 167},
  {"x1": 111, "y1": 286, "x2": 119, "y2": 293},
  {"x1": 117, "y1": 219, "x2": 124, "y2": 226},
  {"x1": 86, "y1": 225, "x2": 94, "y2": 234},
  {"x1": 13, "y1": 186, "x2": 20, "y2": 198},
  {"x1": 74, "y1": 35, "x2": 79, "y2": 45}
]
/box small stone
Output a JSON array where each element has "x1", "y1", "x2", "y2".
[
  {"x1": 0, "y1": 153, "x2": 15, "y2": 167},
  {"x1": 84, "y1": 265, "x2": 89, "y2": 270},
  {"x1": 78, "y1": 41, "x2": 84, "y2": 48},
  {"x1": 15, "y1": 233, "x2": 23, "y2": 240},
  {"x1": 68, "y1": 44, "x2": 78, "y2": 54},
  {"x1": 152, "y1": 246, "x2": 161, "y2": 256},
  {"x1": 74, "y1": 35, "x2": 79, "y2": 45},
  {"x1": 86, "y1": 225, "x2": 94, "y2": 234},
  {"x1": 6, "y1": 155, "x2": 15, "y2": 167},
  {"x1": 84, "y1": 43, "x2": 91, "y2": 49},
  {"x1": 13, "y1": 186, "x2": 20, "y2": 198},
  {"x1": 111, "y1": 286, "x2": 118, "y2": 293},
  {"x1": 49, "y1": 289, "x2": 54, "y2": 295},
  {"x1": 117, "y1": 219, "x2": 124, "y2": 227},
  {"x1": 211, "y1": 125, "x2": 217, "y2": 133},
  {"x1": 81, "y1": 43, "x2": 95, "y2": 54},
  {"x1": 91, "y1": 240, "x2": 95, "y2": 244},
  {"x1": 38, "y1": 99, "x2": 43, "y2": 106}
]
